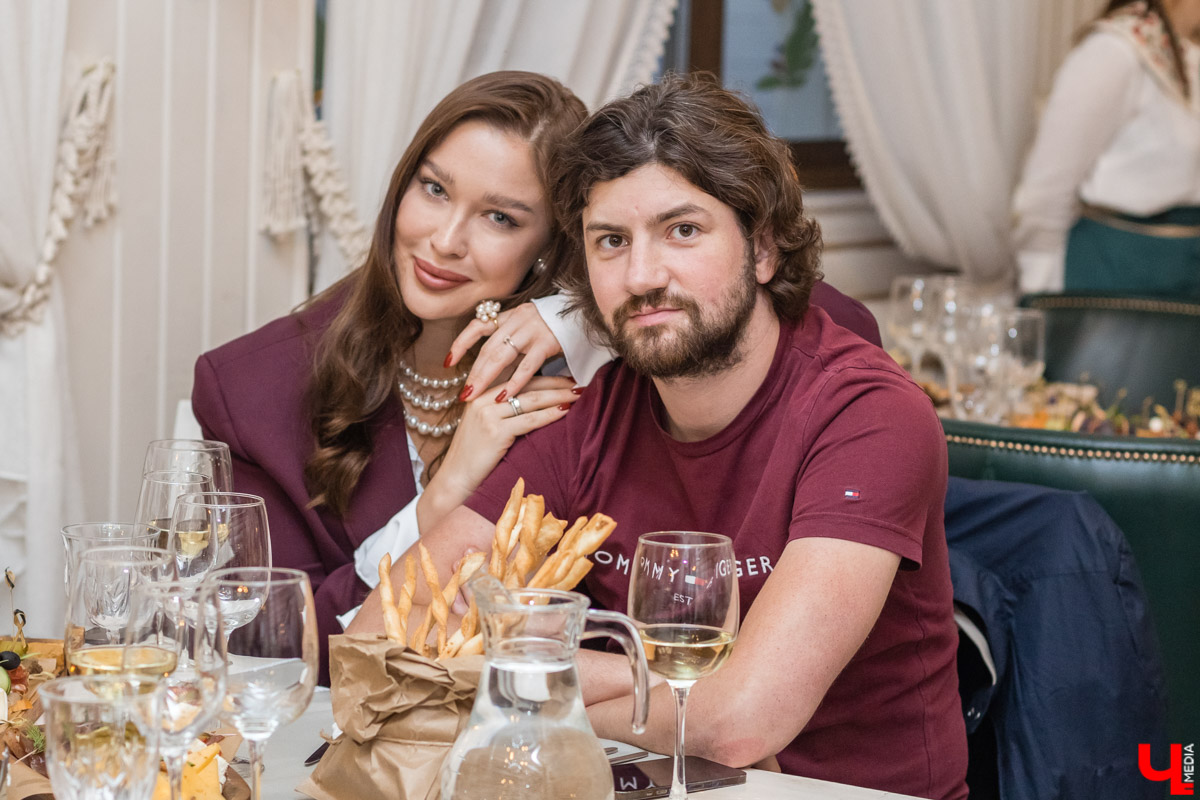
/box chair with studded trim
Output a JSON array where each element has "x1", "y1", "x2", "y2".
[{"x1": 943, "y1": 419, "x2": 1200, "y2": 745}]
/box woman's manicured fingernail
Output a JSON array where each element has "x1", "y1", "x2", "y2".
[
  {"x1": 443, "y1": 353, "x2": 454, "y2": 368},
  {"x1": 495, "y1": 389, "x2": 508, "y2": 403},
  {"x1": 558, "y1": 403, "x2": 572, "y2": 411},
  {"x1": 571, "y1": 387, "x2": 585, "y2": 395},
  {"x1": 458, "y1": 385, "x2": 473, "y2": 402}
]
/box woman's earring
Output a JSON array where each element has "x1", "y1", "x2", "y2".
[{"x1": 532, "y1": 257, "x2": 547, "y2": 275}]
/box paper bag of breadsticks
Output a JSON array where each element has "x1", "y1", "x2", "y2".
[
  {"x1": 299, "y1": 479, "x2": 616, "y2": 800},
  {"x1": 297, "y1": 635, "x2": 484, "y2": 800}
]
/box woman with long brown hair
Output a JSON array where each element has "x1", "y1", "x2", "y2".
[
  {"x1": 1013, "y1": 0, "x2": 1200, "y2": 296},
  {"x1": 192, "y1": 72, "x2": 589, "y2": 682}
]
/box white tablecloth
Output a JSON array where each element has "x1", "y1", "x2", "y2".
[{"x1": 251, "y1": 688, "x2": 925, "y2": 800}]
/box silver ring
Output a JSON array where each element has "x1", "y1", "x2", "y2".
[
  {"x1": 502, "y1": 335, "x2": 520, "y2": 352},
  {"x1": 508, "y1": 396, "x2": 524, "y2": 416}
]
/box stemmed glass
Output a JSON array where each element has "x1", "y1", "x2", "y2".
[
  {"x1": 134, "y1": 470, "x2": 213, "y2": 546},
  {"x1": 888, "y1": 275, "x2": 936, "y2": 375},
  {"x1": 61, "y1": 523, "x2": 162, "y2": 586},
  {"x1": 174, "y1": 492, "x2": 271, "y2": 580},
  {"x1": 63, "y1": 546, "x2": 175, "y2": 678},
  {"x1": 143, "y1": 439, "x2": 233, "y2": 492},
  {"x1": 209, "y1": 567, "x2": 317, "y2": 800},
  {"x1": 124, "y1": 581, "x2": 228, "y2": 800},
  {"x1": 1001, "y1": 308, "x2": 1046, "y2": 416},
  {"x1": 628, "y1": 532, "x2": 739, "y2": 800},
  {"x1": 40, "y1": 674, "x2": 165, "y2": 800}
]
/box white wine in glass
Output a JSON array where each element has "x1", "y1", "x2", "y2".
[
  {"x1": 629, "y1": 532, "x2": 738, "y2": 800},
  {"x1": 63, "y1": 545, "x2": 176, "y2": 679}
]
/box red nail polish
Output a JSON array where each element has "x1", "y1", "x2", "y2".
[
  {"x1": 443, "y1": 353, "x2": 454, "y2": 368},
  {"x1": 495, "y1": 390, "x2": 508, "y2": 403},
  {"x1": 558, "y1": 403, "x2": 572, "y2": 411},
  {"x1": 571, "y1": 387, "x2": 585, "y2": 395},
  {"x1": 458, "y1": 385, "x2": 473, "y2": 402}
]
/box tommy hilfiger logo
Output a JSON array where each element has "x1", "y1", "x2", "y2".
[
  {"x1": 1140, "y1": 743, "x2": 1195, "y2": 795},
  {"x1": 844, "y1": 488, "x2": 861, "y2": 500}
]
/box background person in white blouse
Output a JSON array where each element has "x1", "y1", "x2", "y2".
[{"x1": 1012, "y1": 0, "x2": 1200, "y2": 297}]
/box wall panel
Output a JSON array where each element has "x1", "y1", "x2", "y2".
[{"x1": 57, "y1": 0, "x2": 314, "y2": 519}]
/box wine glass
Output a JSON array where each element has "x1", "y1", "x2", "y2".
[
  {"x1": 1001, "y1": 308, "x2": 1047, "y2": 415},
  {"x1": 63, "y1": 546, "x2": 175, "y2": 678},
  {"x1": 174, "y1": 492, "x2": 271, "y2": 581},
  {"x1": 887, "y1": 275, "x2": 935, "y2": 375},
  {"x1": 951, "y1": 302, "x2": 1010, "y2": 423},
  {"x1": 133, "y1": 470, "x2": 213, "y2": 547},
  {"x1": 628, "y1": 532, "x2": 739, "y2": 800},
  {"x1": 41, "y1": 674, "x2": 165, "y2": 800},
  {"x1": 124, "y1": 581, "x2": 228, "y2": 800},
  {"x1": 143, "y1": 439, "x2": 234, "y2": 492},
  {"x1": 61, "y1": 523, "x2": 162, "y2": 586},
  {"x1": 208, "y1": 567, "x2": 317, "y2": 800}
]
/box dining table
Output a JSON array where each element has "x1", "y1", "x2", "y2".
[{"x1": 250, "y1": 687, "x2": 929, "y2": 800}]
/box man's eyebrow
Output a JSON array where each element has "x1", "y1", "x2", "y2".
[
  {"x1": 424, "y1": 160, "x2": 453, "y2": 187},
  {"x1": 653, "y1": 203, "x2": 706, "y2": 225},
  {"x1": 584, "y1": 220, "x2": 630, "y2": 235},
  {"x1": 584, "y1": 204, "x2": 708, "y2": 235},
  {"x1": 482, "y1": 192, "x2": 535, "y2": 215}
]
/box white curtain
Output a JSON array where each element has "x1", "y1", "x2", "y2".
[
  {"x1": 316, "y1": 0, "x2": 678, "y2": 288},
  {"x1": 811, "y1": 0, "x2": 1105, "y2": 285},
  {"x1": 0, "y1": 0, "x2": 83, "y2": 637}
]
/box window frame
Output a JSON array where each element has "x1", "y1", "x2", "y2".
[{"x1": 684, "y1": 0, "x2": 861, "y2": 190}]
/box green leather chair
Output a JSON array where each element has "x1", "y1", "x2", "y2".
[
  {"x1": 1021, "y1": 293, "x2": 1200, "y2": 409},
  {"x1": 942, "y1": 418, "x2": 1200, "y2": 742}
]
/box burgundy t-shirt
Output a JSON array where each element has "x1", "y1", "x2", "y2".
[{"x1": 467, "y1": 308, "x2": 968, "y2": 800}]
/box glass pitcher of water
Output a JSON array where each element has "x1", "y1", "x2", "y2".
[{"x1": 441, "y1": 579, "x2": 650, "y2": 800}]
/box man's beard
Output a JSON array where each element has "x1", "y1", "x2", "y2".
[{"x1": 601, "y1": 250, "x2": 758, "y2": 379}]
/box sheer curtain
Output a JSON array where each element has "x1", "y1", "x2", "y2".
[
  {"x1": 811, "y1": 0, "x2": 1105, "y2": 285},
  {"x1": 0, "y1": 0, "x2": 84, "y2": 636},
  {"x1": 315, "y1": 0, "x2": 678, "y2": 288}
]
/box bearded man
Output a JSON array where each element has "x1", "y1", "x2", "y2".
[{"x1": 354, "y1": 73, "x2": 968, "y2": 799}]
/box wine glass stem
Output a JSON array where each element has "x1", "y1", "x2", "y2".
[
  {"x1": 668, "y1": 682, "x2": 692, "y2": 800},
  {"x1": 164, "y1": 751, "x2": 186, "y2": 800},
  {"x1": 247, "y1": 738, "x2": 267, "y2": 800}
]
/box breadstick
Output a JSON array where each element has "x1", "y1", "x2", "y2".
[
  {"x1": 435, "y1": 550, "x2": 484, "y2": 659},
  {"x1": 409, "y1": 611, "x2": 432, "y2": 656},
  {"x1": 526, "y1": 517, "x2": 584, "y2": 587},
  {"x1": 419, "y1": 543, "x2": 450, "y2": 656},
  {"x1": 552, "y1": 558, "x2": 593, "y2": 592},
  {"x1": 377, "y1": 554, "x2": 404, "y2": 642},
  {"x1": 457, "y1": 632, "x2": 485, "y2": 658},
  {"x1": 507, "y1": 513, "x2": 564, "y2": 588},
  {"x1": 489, "y1": 479, "x2": 525, "y2": 577},
  {"x1": 396, "y1": 554, "x2": 417, "y2": 643},
  {"x1": 551, "y1": 515, "x2": 616, "y2": 584}
]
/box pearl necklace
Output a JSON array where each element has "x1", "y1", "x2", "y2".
[
  {"x1": 398, "y1": 381, "x2": 457, "y2": 411},
  {"x1": 400, "y1": 360, "x2": 465, "y2": 390},
  {"x1": 397, "y1": 360, "x2": 463, "y2": 437},
  {"x1": 402, "y1": 409, "x2": 460, "y2": 438}
]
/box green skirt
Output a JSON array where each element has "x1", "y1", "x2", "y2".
[{"x1": 1064, "y1": 206, "x2": 1200, "y2": 298}]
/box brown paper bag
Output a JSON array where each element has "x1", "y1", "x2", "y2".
[{"x1": 298, "y1": 634, "x2": 483, "y2": 800}]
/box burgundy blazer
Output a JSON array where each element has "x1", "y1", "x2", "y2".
[{"x1": 191, "y1": 282, "x2": 880, "y2": 684}]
